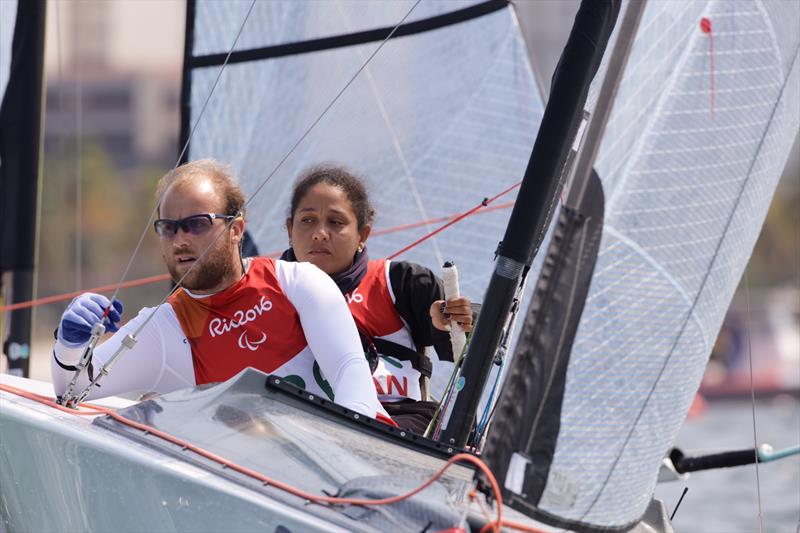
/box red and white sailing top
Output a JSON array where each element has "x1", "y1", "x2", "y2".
[
  {"x1": 168, "y1": 258, "x2": 311, "y2": 387},
  {"x1": 52, "y1": 258, "x2": 383, "y2": 418},
  {"x1": 347, "y1": 259, "x2": 423, "y2": 402}
]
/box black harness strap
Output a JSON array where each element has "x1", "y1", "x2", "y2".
[{"x1": 372, "y1": 338, "x2": 432, "y2": 379}]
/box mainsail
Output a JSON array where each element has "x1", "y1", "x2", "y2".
[
  {"x1": 485, "y1": 0, "x2": 800, "y2": 530},
  {"x1": 181, "y1": 0, "x2": 544, "y2": 397}
]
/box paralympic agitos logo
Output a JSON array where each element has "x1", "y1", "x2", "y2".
[{"x1": 208, "y1": 296, "x2": 272, "y2": 351}]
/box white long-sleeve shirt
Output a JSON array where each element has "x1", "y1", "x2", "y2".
[{"x1": 52, "y1": 259, "x2": 384, "y2": 418}]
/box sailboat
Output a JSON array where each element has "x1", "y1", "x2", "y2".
[{"x1": 2, "y1": 0, "x2": 799, "y2": 532}]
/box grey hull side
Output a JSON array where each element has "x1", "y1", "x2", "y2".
[
  {"x1": 1, "y1": 390, "x2": 349, "y2": 532},
  {"x1": 1, "y1": 371, "x2": 476, "y2": 532},
  {"x1": 1, "y1": 372, "x2": 672, "y2": 533}
]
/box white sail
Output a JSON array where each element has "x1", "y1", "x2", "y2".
[
  {"x1": 0, "y1": 0, "x2": 17, "y2": 104},
  {"x1": 185, "y1": 0, "x2": 543, "y2": 396},
  {"x1": 535, "y1": 0, "x2": 800, "y2": 526}
]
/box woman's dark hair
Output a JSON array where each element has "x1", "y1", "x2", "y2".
[{"x1": 289, "y1": 164, "x2": 375, "y2": 229}]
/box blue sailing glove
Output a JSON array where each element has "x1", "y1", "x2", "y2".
[{"x1": 57, "y1": 293, "x2": 124, "y2": 348}]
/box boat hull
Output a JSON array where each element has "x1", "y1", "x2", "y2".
[
  {"x1": 1, "y1": 371, "x2": 478, "y2": 532},
  {"x1": 0, "y1": 378, "x2": 352, "y2": 532}
]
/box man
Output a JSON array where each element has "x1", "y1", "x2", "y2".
[{"x1": 52, "y1": 159, "x2": 386, "y2": 420}]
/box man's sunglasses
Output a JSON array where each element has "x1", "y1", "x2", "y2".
[{"x1": 153, "y1": 213, "x2": 236, "y2": 238}]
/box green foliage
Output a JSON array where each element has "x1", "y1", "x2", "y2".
[
  {"x1": 36, "y1": 139, "x2": 170, "y2": 327},
  {"x1": 745, "y1": 165, "x2": 800, "y2": 288}
]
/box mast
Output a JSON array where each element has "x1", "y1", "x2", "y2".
[
  {"x1": 0, "y1": 0, "x2": 47, "y2": 377},
  {"x1": 439, "y1": 0, "x2": 621, "y2": 448},
  {"x1": 480, "y1": 1, "x2": 647, "y2": 526},
  {"x1": 177, "y1": 0, "x2": 196, "y2": 165}
]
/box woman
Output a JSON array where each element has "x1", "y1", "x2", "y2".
[{"x1": 282, "y1": 164, "x2": 473, "y2": 433}]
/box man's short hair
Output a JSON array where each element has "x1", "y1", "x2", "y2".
[{"x1": 156, "y1": 159, "x2": 246, "y2": 218}]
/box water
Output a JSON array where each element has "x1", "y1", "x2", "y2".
[{"x1": 654, "y1": 397, "x2": 800, "y2": 532}]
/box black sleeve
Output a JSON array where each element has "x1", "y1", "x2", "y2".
[{"x1": 388, "y1": 261, "x2": 454, "y2": 362}]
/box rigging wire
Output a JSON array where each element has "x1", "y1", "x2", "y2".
[
  {"x1": 102, "y1": 0, "x2": 258, "y2": 312},
  {"x1": 472, "y1": 288, "x2": 525, "y2": 447},
  {"x1": 240, "y1": 0, "x2": 423, "y2": 214},
  {"x1": 57, "y1": 0, "x2": 259, "y2": 403},
  {"x1": 333, "y1": 2, "x2": 445, "y2": 268},
  {"x1": 389, "y1": 181, "x2": 520, "y2": 260},
  {"x1": 75, "y1": 29, "x2": 83, "y2": 292},
  {"x1": 669, "y1": 487, "x2": 688, "y2": 522},
  {"x1": 54, "y1": 1, "x2": 71, "y2": 292},
  {"x1": 744, "y1": 271, "x2": 764, "y2": 532}
]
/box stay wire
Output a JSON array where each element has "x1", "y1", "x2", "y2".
[
  {"x1": 474, "y1": 279, "x2": 527, "y2": 447},
  {"x1": 61, "y1": 0, "x2": 258, "y2": 400},
  {"x1": 129, "y1": 0, "x2": 421, "y2": 309},
  {"x1": 123, "y1": 0, "x2": 423, "y2": 307},
  {"x1": 333, "y1": 2, "x2": 445, "y2": 268},
  {"x1": 53, "y1": 2, "x2": 72, "y2": 291},
  {"x1": 103, "y1": 0, "x2": 258, "y2": 311},
  {"x1": 75, "y1": 0, "x2": 422, "y2": 397},
  {"x1": 75, "y1": 11, "x2": 84, "y2": 291},
  {"x1": 745, "y1": 271, "x2": 764, "y2": 532},
  {"x1": 389, "y1": 180, "x2": 521, "y2": 260}
]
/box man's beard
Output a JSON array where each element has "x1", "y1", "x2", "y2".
[{"x1": 168, "y1": 238, "x2": 237, "y2": 292}]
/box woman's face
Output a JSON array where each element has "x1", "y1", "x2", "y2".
[{"x1": 287, "y1": 183, "x2": 370, "y2": 275}]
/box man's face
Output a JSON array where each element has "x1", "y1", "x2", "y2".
[{"x1": 157, "y1": 177, "x2": 243, "y2": 294}]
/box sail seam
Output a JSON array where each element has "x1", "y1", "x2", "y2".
[
  {"x1": 333, "y1": 2, "x2": 445, "y2": 266},
  {"x1": 593, "y1": 2, "x2": 704, "y2": 182},
  {"x1": 603, "y1": 230, "x2": 707, "y2": 347},
  {"x1": 605, "y1": 2, "x2": 709, "y2": 214},
  {"x1": 187, "y1": 0, "x2": 508, "y2": 68}
]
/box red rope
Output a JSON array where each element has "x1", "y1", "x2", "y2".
[
  {"x1": 388, "y1": 181, "x2": 521, "y2": 260},
  {"x1": 1, "y1": 183, "x2": 520, "y2": 312},
  {"x1": 372, "y1": 201, "x2": 514, "y2": 238},
  {"x1": 0, "y1": 382, "x2": 549, "y2": 532},
  {"x1": 0, "y1": 274, "x2": 172, "y2": 313}
]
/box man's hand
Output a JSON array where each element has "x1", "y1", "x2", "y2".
[
  {"x1": 429, "y1": 297, "x2": 473, "y2": 333},
  {"x1": 57, "y1": 293, "x2": 124, "y2": 348}
]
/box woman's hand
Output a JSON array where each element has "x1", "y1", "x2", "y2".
[{"x1": 430, "y1": 297, "x2": 473, "y2": 333}]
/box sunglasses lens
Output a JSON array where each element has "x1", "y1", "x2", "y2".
[
  {"x1": 154, "y1": 220, "x2": 178, "y2": 237},
  {"x1": 182, "y1": 215, "x2": 213, "y2": 235}
]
